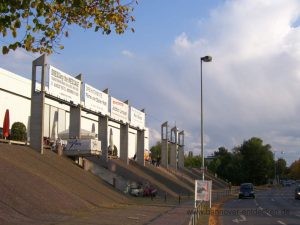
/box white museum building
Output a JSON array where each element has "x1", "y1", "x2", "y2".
[{"x1": 0, "y1": 64, "x2": 149, "y2": 159}]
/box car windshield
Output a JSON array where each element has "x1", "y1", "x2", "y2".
[{"x1": 240, "y1": 183, "x2": 253, "y2": 190}]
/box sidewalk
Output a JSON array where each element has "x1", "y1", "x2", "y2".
[{"x1": 145, "y1": 200, "x2": 194, "y2": 225}]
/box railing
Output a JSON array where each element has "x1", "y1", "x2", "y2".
[
  {"x1": 0, "y1": 139, "x2": 28, "y2": 145},
  {"x1": 188, "y1": 187, "x2": 238, "y2": 225}
]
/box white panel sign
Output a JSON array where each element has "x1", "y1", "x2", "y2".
[
  {"x1": 195, "y1": 180, "x2": 212, "y2": 201},
  {"x1": 65, "y1": 139, "x2": 101, "y2": 156},
  {"x1": 110, "y1": 97, "x2": 128, "y2": 123},
  {"x1": 48, "y1": 66, "x2": 81, "y2": 104},
  {"x1": 84, "y1": 84, "x2": 108, "y2": 115},
  {"x1": 130, "y1": 107, "x2": 145, "y2": 129}
]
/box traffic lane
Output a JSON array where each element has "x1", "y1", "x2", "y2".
[
  {"x1": 220, "y1": 186, "x2": 300, "y2": 225},
  {"x1": 254, "y1": 186, "x2": 300, "y2": 225},
  {"x1": 220, "y1": 197, "x2": 276, "y2": 225}
]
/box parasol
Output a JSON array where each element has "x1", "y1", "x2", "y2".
[{"x1": 3, "y1": 109, "x2": 10, "y2": 139}]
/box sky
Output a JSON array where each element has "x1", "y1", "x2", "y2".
[{"x1": 1, "y1": 0, "x2": 300, "y2": 166}]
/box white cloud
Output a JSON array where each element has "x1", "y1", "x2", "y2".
[
  {"x1": 121, "y1": 50, "x2": 134, "y2": 57},
  {"x1": 148, "y1": 127, "x2": 160, "y2": 147},
  {"x1": 0, "y1": 49, "x2": 35, "y2": 78},
  {"x1": 167, "y1": 0, "x2": 300, "y2": 165}
]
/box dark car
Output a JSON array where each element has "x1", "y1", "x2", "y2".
[
  {"x1": 295, "y1": 186, "x2": 300, "y2": 200},
  {"x1": 239, "y1": 183, "x2": 255, "y2": 199}
]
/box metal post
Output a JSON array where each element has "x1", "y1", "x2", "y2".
[
  {"x1": 274, "y1": 151, "x2": 277, "y2": 184},
  {"x1": 201, "y1": 59, "x2": 204, "y2": 181},
  {"x1": 200, "y1": 56, "x2": 212, "y2": 181}
]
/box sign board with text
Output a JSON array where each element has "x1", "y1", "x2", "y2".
[
  {"x1": 48, "y1": 66, "x2": 81, "y2": 105},
  {"x1": 195, "y1": 180, "x2": 212, "y2": 202},
  {"x1": 130, "y1": 107, "x2": 145, "y2": 129},
  {"x1": 110, "y1": 97, "x2": 129, "y2": 123},
  {"x1": 84, "y1": 84, "x2": 109, "y2": 115},
  {"x1": 64, "y1": 139, "x2": 101, "y2": 156}
]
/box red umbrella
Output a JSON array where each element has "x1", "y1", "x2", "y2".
[{"x1": 3, "y1": 109, "x2": 10, "y2": 139}]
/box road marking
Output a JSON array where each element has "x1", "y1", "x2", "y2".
[
  {"x1": 232, "y1": 215, "x2": 247, "y2": 223},
  {"x1": 240, "y1": 214, "x2": 246, "y2": 221},
  {"x1": 264, "y1": 212, "x2": 272, "y2": 217},
  {"x1": 277, "y1": 220, "x2": 286, "y2": 225},
  {"x1": 271, "y1": 198, "x2": 275, "y2": 202},
  {"x1": 232, "y1": 218, "x2": 239, "y2": 223},
  {"x1": 258, "y1": 206, "x2": 263, "y2": 210}
]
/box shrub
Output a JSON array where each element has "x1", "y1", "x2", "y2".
[{"x1": 11, "y1": 122, "x2": 27, "y2": 141}]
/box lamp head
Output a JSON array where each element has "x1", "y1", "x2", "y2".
[{"x1": 201, "y1": 56, "x2": 212, "y2": 62}]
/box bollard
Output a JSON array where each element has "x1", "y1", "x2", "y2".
[
  {"x1": 83, "y1": 159, "x2": 89, "y2": 171},
  {"x1": 113, "y1": 177, "x2": 116, "y2": 188},
  {"x1": 178, "y1": 194, "x2": 181, "y2": 204},
  {"x1": 57, "y1": 143, "x2": 63, "y2": 156},
  {"x1": 164, "y1": 192, "x2": 167, "y2": 202}
]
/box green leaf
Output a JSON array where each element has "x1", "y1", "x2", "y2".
[
  {"x1": 2, "y1": 46, "x2": 9, "y2": 54},
  {"x1": 12, "y1": 29, "x2": 17, "y2": 38},
  {"x1": 14, "y1": 19, "x2": 21, "y2": 28}
]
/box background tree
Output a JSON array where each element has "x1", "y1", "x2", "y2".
[
  {"x1": 289, "y1": 159, "x2": 300, "y2": 179},
  {"x1": 208, "y1": 147, "x2": 232, "y2": 179},
  {"x1": 207, "y1": 137, "x2": 275, "y2": 185},
  {"x1": 236, "y1": 137, "x2": 274, "y2": 185},
  {"x1": 276, "y1": 158, "x2": 287, "y2": 180},
  {"x1": 1, "y1": 0, "x2": 137, "y2": 54},
  {"x1": 184, "y1": 154, "x2": 202, "y2": 168},
  {"x1": 150, "y1": 141, "x2": 161, "y2": 160},
  {"x1": 207, "y1": 147, "x2": 243, "y2": 185}
]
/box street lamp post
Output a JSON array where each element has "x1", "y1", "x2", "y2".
[
  {"x1": 200, "y1": 55, "x2": 212, "y2": 181},
  {"x1": 274, "y1": 151, "x2": 277, "y2": 184}
]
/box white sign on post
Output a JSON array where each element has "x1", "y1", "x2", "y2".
[
  {"x1": 110, "y1": 97, "x2": 128, "y2": 123},
  {"x1": 84, "y1": 84, "x2": 109, "y2": 115},
  {"x1": 48, "y1": 66, "x2": 81, "y2": 105},
  {"x1": 195, "y1": 180, "x2": 212, "y2": 208},
  {"x1": 130, "y1": 107, "x2": 145, "y2": 129}
]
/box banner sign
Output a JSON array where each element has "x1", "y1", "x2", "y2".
[
  {"x1": 195, "y1": 180, "x2": 212, "y2": 201},
  {"x1": 84, "y1": 84, "x2": 108, "y2": 115},
  {"x1": 65, "y1": 139, "x2": 101, "y2": 156},
  {"x1": 48, "y1": 66, "x2": 81, "y2": 104},
  {"x1": 110, "y1": 97, "x2": 128, "y2": 123},
  {"x1": 130, "y1": 107, "x2": 145, "y2": 129}
]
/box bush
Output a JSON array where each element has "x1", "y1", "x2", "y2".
[{"x1": 11, "y1": 122, "x2": 27, "y2": 141}]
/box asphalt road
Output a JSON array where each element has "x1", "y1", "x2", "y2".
[{"x1": 219, "y1": 185, "x2": 300, "y2": 225}]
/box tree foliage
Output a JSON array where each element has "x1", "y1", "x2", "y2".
[
  {"x1": 208, "y1": 137, "x2": 275, "y2": 185},
  {"x1": 276, "y1": 158, "x2": 287, "y2": 179},
  {"x1": 184, "y1": 154, "x2": 202, "y2": 168},
  {"x1": 0, "y1": 0, "x2": 137, "y2": 54},
  {"x1": 237, "y1": 138, "x2": 274, "y2": 185},
  {"x1": 11, "y1": 122, "x2": 27, "y2": 141},
  {"x1": 150, "y1": 141, "x2": 161, "y2": 160},
  {"x1": 289, "y1": 159, "x2": 300, "y2": 179}
]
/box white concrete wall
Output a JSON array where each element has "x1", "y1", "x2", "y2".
[
  {"x1": 0, "y1": 68, "x2": 31, "y2": 137},
  {"x1": 0, "y1": 68, "x2": 31, "y2": 98},
  {"x1": 144, "y1": 128, "x2": 149, "y2": 150},
  {"x1": 0, "y1": 67, "x2": 149, "y2": 156},
  {"x1": 81, "y1": 111, "x2": 98, "y2": 134},
  {"x1": 128, "y1": 128, "x2": 137, "y2": 158},
  {"x1": 108, "y1": 121, "x2": 121, "y2": 157}
]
